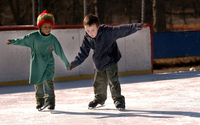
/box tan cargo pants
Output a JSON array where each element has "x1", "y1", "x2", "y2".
[{"x1": 93, "y1": 64, "x2": 125, "y2": 104}]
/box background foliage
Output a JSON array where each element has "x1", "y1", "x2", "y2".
[{"x1": 1, "y1": 0, "x2": 200, "y2": 32}]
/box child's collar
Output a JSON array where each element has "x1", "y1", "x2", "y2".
[
  {"x1": 38, "y1": 30, "x2": 51, "y2": 38},
  {"x1": 96, "y1": 25, "x2": 102, "y2": 38}
]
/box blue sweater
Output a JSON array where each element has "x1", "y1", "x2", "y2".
[{"x1": 71, "y1": 23, "x2": 142, "y2": 72}]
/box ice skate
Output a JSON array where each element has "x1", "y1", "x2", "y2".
[
  {"x1": 48, "y1": 105, "x2": 55, "y2": 110},
  {"x1": 38, "y1": 102, "x2": 50, "y2": 111},
  {"x1": 115, "y1": 101, "x2": 125, "y2": 111},
  {"x1": 88, "y1": 100, "x2": 104, "y2": 109},
  {"x1": 36, "y1": 102, "x2": 44, "y2": 110}
]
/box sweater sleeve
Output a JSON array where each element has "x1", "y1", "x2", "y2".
[
  {"x1": 9, "y1": 34, "x2": 32, "y2": 48},
  {"x1": 111, "y1": 23, "x2": 143, "y2": 40},
  {"x1": 53, "y1": 37, "x2": 69, "y2": 68},
  {"x1": 71, "y1": 37, "x2": 91, "y2": 68}
]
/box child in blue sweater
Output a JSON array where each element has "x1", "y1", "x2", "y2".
[{"x1": 68, "y1": 14, "x2": 147, "y2": 109}]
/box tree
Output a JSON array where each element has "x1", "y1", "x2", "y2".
[
  {"x1": 96, "y1": 0, "x2": 105, "y2": 24},
  {"x1": 7, "y1": 0, "x2": 32, "y2": 25},
  {"x1": 152, "y1": 0, "x2": 166, "y2": 32}
]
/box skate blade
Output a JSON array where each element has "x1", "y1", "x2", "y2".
[
  {"x1": 117, "y1": 107, "x2": 125, "y2": 111},
  {"x1": 38, "y1": 102, "x2": 49, "y2": 111},
  {"x1": 88, "y1": 104, "x2": 105, "y2": 110}
]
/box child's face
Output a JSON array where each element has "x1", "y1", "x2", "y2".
[
  {"x1": 40, "y1": 23, "x2": 52, "y2": 35},
  {"x1": 84, "y1": 24, "x2": 98, "y2": 38}
]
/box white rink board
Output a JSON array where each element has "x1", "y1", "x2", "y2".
[{"x1": 0, "y1": 27, "x2": 151, "y2": 82}]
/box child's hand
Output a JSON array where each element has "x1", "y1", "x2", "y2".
[
  {"x1": 67, "y1": 65, "x2": 74, "y2": 71},
  {"x1": 66, "y1": 63, "x2": 74, "y2": 71},
  {"x1": 6, "y1": 40, "x2": 11, "y2": 45},
  {"x1": 141, "y1": 23, "x2": 148, "y2": 29}
]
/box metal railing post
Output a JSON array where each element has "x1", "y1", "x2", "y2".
[
  {"x1": 32, "y1": 0, "x2": 36, "y2": 26},
  {"x1": 141, "y1": 0, "x2": 145, "y2": 23},
  {"x1": 84, "y1": 0, "x2": 87, "y2": 17}
]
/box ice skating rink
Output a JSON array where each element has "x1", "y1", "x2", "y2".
[{"x1": 0, "y1": 71, "x2": 200, "y2": 125}]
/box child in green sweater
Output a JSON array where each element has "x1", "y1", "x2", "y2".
[{"x1": 6, "y1": 10, "x2": 70, "y2": 110}]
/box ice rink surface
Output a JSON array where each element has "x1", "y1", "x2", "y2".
[{"x1": 0, "y1": 71, "x2": 200, "y2": 125}]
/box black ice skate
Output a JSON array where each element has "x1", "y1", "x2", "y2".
[
  {"x1": 48, "y1": 105, "x2": 55, "y2": 110},
  {"x1": 115, "y1": 101, "x2": 125, "y2": 111},
  {"x1": 36, "y1": 102, "x2": 44, "y2": 109},
  {"x1": 88, "y1": 100, "x2": 104, "y2": 109}
]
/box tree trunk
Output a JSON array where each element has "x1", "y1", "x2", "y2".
[
  {"x1": 153, "y1": 0, "x2": 166, "y2": 32},
  {"x1": 8, "y1": 0, "x2": 31, "y2": 25},
  {"x1": 8, "y1": 0, "x2": 20, "y2": 25},
  {"x1": 96, "y1": 0, "x2": 105, "y2": 24}
]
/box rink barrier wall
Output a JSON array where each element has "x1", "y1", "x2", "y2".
[
  {"x1": 0, "y1": 23, "x2": 153, "y2": 87},
  {"x1": 153, "y1": 31, "x2": 200, "y2": 59}
]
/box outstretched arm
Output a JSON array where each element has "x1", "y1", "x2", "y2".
[
  {"x1": 7, "y1": 34, "x2": 32, "y2": 47},
  {"x1": 111, "y1": 23, "x2": 144, "y2": 40},
  {"x1": 70, "y1": 37, "x2": 91, "y2": 69}
]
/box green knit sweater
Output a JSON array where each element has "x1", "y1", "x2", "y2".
[{"x1": 9, "y1": 30, "x2": 69, "y2": 85}]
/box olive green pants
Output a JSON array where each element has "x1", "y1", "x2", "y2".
[
  {"x1": 34, "y1": 80, "x2": 55, "y2": 106},
  {"x1": 93, "y1": 64, "x2": 125, "y2": 104}
]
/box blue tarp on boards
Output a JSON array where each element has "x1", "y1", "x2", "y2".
[{"x1": 153, "y1": 31, "x2": 200, "y2": 59}]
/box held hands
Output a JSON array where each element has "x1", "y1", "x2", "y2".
[
  {"x1": 6, "y1": 40, "x2": 11, "y2": 45},
  {"x1": 68, "y1": 65, "x2": 73, "y2": 71},
  {"x1": 65, "y1": 63, "x2": 74, "y2": 71}
]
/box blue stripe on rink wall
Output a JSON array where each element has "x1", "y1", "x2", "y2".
[{"x1": 153, "y1": 31, "x2": 200, "y2": 59}]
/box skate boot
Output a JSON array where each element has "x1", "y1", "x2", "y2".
[
  {"x1": 115, "y1": 101, "x2": 125, "y2": 110},
  {"x1": 88, "y1": 100, "x2": 104, "y2": 109},
  {"x1": 48, "y1": 105, "x2": 55, "y2": 110},
  {"x1": 36, "y1": 102, "x2": 44, "y2": 109},
  {"x1": 38, "y1": 102, "x2": 50, "y2": 111}
]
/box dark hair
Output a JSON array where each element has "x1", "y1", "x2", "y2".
[{"x1": 83, "y1": 13, "x2": 100, "y2": 27}]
